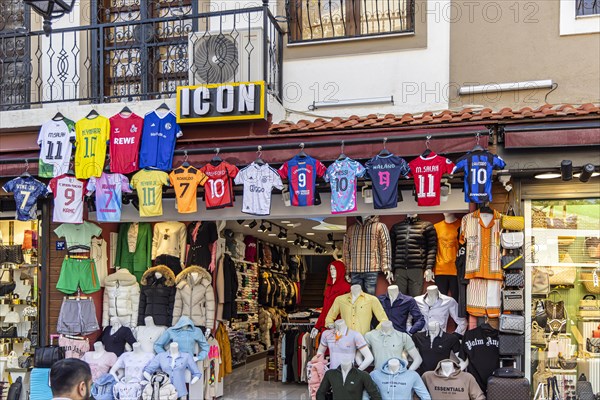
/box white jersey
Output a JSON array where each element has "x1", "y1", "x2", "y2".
[
  {"x1": 37, "y1": 118, "x2": 75, "y2": 178},
  {"x1": 48, "y1": 174, "x2": 86, "y2": 223},
  {"x1": 234, "y1": 162, "x2": 283, "y2": 216}
]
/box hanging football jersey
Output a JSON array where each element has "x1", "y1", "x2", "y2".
[
  {"x1": 169, "y1": 165, "x2": 208, "y2": 213},
  {"x1": 87, "y1": 172, "x2": 132, "y2": 222},
  {"x1": 452, "y1": 150, "x2": 506, "y2": 203},
  {"x1": 324, "y1": 158, "x2": 365, "y2": 214},
  {"x1": 200, "y1": 161, "x2": 239, "y2": 210},
  {"x1": 365, "y1": 154, "x2": 410, "y2": 209},
  {"x1": 74, "y1": 115, "x2": 110, "y2": 179},
  {"x1": 130, "y1": 169, "x2": 170, "y2": 217},
  {"x1": 408, "y1": 152, "x2": 455, "y2": 207},
  {"x1": 48, "y1": 175, "x2": 86, "y2": 223},
  {"x1": 2, "y1": 176, "x2": 48, "y2": 221},
  {"x1": 109, "y1": 113, "x2": 144, "y2": 174},
  {"x1": 234, "y1": 162, "x2": 283, "y2": 216},
  {"x1": 278, "y1": 155, "x2": 326, "y2": 207},
  {"x1": 37, "y1": 118, "x2": 76, "y2": 178},
  {"x1": 138, "y1": 110, "x2": 182, "y2": 171}
]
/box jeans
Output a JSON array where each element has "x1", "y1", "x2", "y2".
[{"x1": 351, "y1": 272, "x2": 378, "y2": 295}]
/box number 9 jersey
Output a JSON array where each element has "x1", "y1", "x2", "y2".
[
  {"x1": 48, "y1": 175, "x2": 86, "y2": 223},
  {"x1": 278, "y1": 155, "x2": 326, "y2": 207}
]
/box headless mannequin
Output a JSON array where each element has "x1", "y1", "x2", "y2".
[
  {"x1": 317, "y1": 319, "x2": 374, "y2": 371},
  {"x1": 440, "y1": 361, "x2": 455, "y2": 377},
  {"x1": 143, "y1": 343, "x2": 200, "y2": 384},
  {"x1": 387, "y1": 358, "x2": 401, "y2": 374},
  {"x1": 155, "y1": 271, "x2": 163, "y2": 280},
  {"x1": 145, "y1": 316, "x2": 155, "y2": 327},
  {"x1": 350, "y1": 284, "x2": 362, "y2": 304},
  {"x1": 311, "y1": 264, "x2": 338, "y2": 338},
  {"x1": 110, "y1": 316, "x2": 122, "y2": 335},
  {"x1": 425, "y1": 286, "x2": 440, "y2": 307},
  {"x1": 92, "y1": 342, "x2": 106, "y2": 359},
  {"x1": 388, "y1": 285, "x2": 400, "y2": 304},
  {"x1": 110, "y1": 342, "x2": 145, "y2": 380},
  {"x1": 427, "y1": 321, "x2": 468, "y2": 371},
  {"x1": 402, "y1": 214, "x2": 435, "y2": 283},
  {"x1": 340, "y1": 358, "x2": 353, "y2": 384},
  {"x1": 443, "y1": 213, "x2": 457, "y2": 223},
  {"x1": 379, "y1": 321, "x2": 422, "y2": 371}
]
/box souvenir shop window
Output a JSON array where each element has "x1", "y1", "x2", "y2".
[
  {"x1": 0, "y1": 220, "x2": 40, "y2": 373},
  {"x1": 525, "y1": 199, "x2": 600, "y2": 398}
]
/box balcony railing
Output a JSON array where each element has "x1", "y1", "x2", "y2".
[{"x1": 0, "y1": 4, "x2": 283, "y2": 110}]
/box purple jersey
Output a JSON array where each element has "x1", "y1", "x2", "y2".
[
  {"x1": 87, "y1": 173, "x2": 132, "y2": 222},
  {"x1": 324, "y1": 158, "x2": 366, "y2": 214},
  {"x1": 366, "y1": 154, "x2": 410, "y2": 209}
]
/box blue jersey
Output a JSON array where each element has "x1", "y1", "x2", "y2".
[
  {"x1": 278, "y1": 155, "x2": 326, "y2": 207},
  {"x1": 453, "y1": 150, "x2": 506, "y2": 203},
  {"x1": 139, "y1": 111, "x2": 182, "y2": 171},
  {"x1": 324, "y1": 158, "x2": 365, "y2": 214},
  {"x1": 2, "y1": 177, "x2": 48, "y2": 221},
  {"x1": 366, "y1": 154, "x2": 410, "y2": 209}
]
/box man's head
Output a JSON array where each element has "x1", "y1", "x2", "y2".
[{"x1": 50, "y1": 358, "x2": 92, "y2": 400}]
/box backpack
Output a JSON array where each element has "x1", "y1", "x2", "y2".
[
  {"x1": 91, "y1": 373, "x2": 117, "y2": 400},
  {"x1": 7, "y1": 377, "x2": 22, "y2": 400}
]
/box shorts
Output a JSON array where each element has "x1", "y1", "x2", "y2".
[
  {"x1": 57, "y1": 258, "x2": 100, "y2": 294},
  {"x1": 58, "y1": 335, "x2": 90, "y2": 359},
  {"x1": 155, "y1": 254, "x2": 182, "y2": 276},
  {"x1": 57, "y1": 298, "x2": 100, "y2": 335}
]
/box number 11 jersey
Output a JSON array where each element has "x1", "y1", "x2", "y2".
[
  {"x1": 409, "y1": 152, "x2": 455, "y2": 207},
  {"x1": 37, "y1": 118, "x2": 76, "y2": 178}
]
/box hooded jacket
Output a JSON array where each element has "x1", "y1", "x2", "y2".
[
  {"x1": 102, "y1": 268, "x2": 141, "y2": 328},
  {"x1": 370, "y1": 358, "x2": 431, "y2": 400},
  {"x1": 172, "y1": 266, "x2": 216, "y2": 329},
  {"x1": 142, "y1": 372, "x2": 178, "y2": 400},
  {"x1": 314, "y1": 260, "x2": 351, "y2": 330},
  {"x1": 154, "y1": 316, "x2": 209, "y2": 360},
  {"x1": 422, "y1": 359, "x2": 485, "y2": 400},
  {"x1": 390, "y1": 217, "x2": 437, "y2": 270},
  {"x1": 91, "y1": 373, "x2": 117, "y2": 400},
  {"x1": 138, "y1": 266, "x2": 176, "y2": 326},
  {"x1": 307, "y1": 353, "x2": 329, "y2": 400}
]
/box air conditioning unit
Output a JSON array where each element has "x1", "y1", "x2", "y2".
[{"x1": 188, "y1": 28, "x2": 264, "y2": 85}]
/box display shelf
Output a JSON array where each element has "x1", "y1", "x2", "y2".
[{"x1": 0, "y1": 337, "x2": 27, "y2": 343}]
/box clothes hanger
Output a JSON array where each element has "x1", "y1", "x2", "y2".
[
  {"x1": 157, "y1": 102, "x2": 170, "y2": 111},
  {"x1": 181, "y1": 150, "x2": 190, "y2": 167},
  {"x1": 86, "y1": 109, "x2": 99, "y2": 119},
  {"x1": 52, "y1": 112, "x2": 65, "y2": 121},
  {"x1": 479, "y1": 202, "x2": 494, "y2": 214},
  {"x1": 20, "y1": 159, "x2": 31, "y2": 178},
  {"x1": 337, "y1": 141, "x2": 347, "y2": 161},
  {"x1": 211, "y1": 148, "x2": 222, "y2": 164},
  {"x1": 254, "y1": 146, "x2": 265, "y2": 166},
  {"x1": 119, "y1": 106, "x2": 132, "y2": 116},
  {"x1": 297, "y1": 143, "x2": 307, "y2": 158},
  {"x1": 421, "y1": 135, "x2": 432, "y2": 157},
  {"x1": 378, "y1": 137, "x2": 391, "y2": 156},
  {"x1": 67, "y1": 160, "x2": 75, "y2": 176},
  {"x1": 472, "y1": 132, "x2": 484, "y2": 152},
  {"x1": 104, "y1": 156, "x2": 111, "y2": 172}
]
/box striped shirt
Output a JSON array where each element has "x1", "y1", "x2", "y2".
[
  {"x1": 343, "y1": 216, "x2": 392, "y2": 273},
  {"x1": 460, "y1": 210, "x2": 503, "y2": 280}
]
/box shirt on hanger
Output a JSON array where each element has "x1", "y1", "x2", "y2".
[
  {"x1": 414, "y1": 293, "x2": 468, "y2": 335},
  {"x1": 48, "y1": 174, "x2": 86, "y2": 224},
  {"x1": 365, "y1": 329, "x2": 416, "y2": 370},
  {"x1": 37, "y1": 118, "x2": 76, "y2": 178},
  {"x1": 320, "y1": 328, "x2": 368, "y2": 369},
  {"x1": 2, "y1": 176, "x2": 48, "y2": 221},
  {"x1": 54, "y1": 221, "x2": 102, "y2": 251},
  {"x1": 74, "y1": 115, "x2": 110, "y2": 179},
  {"x1": 200, "y1": 161, "x2": 239, "y2": 209},
  {"x1": 169, "y1": 165, "x2": 208, "y2": 213},
  {"x1": 452, "y1": 150, "x2": 506, "y2": 204},
  {"x1": 152, "y1": 221, "x2": 187, "y2": 261},
  {"x1": 408, "y1": 152, "x2": 455, "y2": 207},
  {"x1": 234, "y1": 162, "x2": 283, "y2": 216},
  {"x1": 324, "y1": 158, "x2": 366, "y2": 214},
  {"x1": 139, "y1": 110, "x2": 182, "y2": 171},
  {"x1": 433, "y1": 219, "x2": 461, "y2": 276},
  {"x1": 87, "y1": 172, "x2": 132, "y2": 222},
  {"x1": 130, "y1": 169, "x2": 169, "y2": 217},
  {"x1": 109, "y1": 113, "x2": 144, "y2": 174},
  {"x1": 91, "y1": 237, "x2": 108, "y2": 287},
  {"x1": 278, "y1": 155, "x2": 326, "y2": 207},
  {"x1": 460, "y1": 210, "x2": 503, "y2": 280},
  {"x1": 365, "y1": 154, "x2": 410, "y2": 209}
]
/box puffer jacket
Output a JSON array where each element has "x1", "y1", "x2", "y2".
[
  {"x1": 390, "y1": 217, "x2": 438, "y2": 270},
  {"x1": 258, "y1": 308, "x2": 273, "y2": 348},
  {"x1": 103, "y1": 268, "x2": 141, "y2": 328},
  {"x1": 138, "y1": 266, "x2": 176, "y2": 326},
  {"x1": 142, "y1": 372, "x2": 178, "y2": 400},
  {"x1": 172, "y1": 266, "x2": 215, "y2": 329}
]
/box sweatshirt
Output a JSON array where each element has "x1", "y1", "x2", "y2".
[
  {"x1": 316, "y1": 366, "x2": 382, "y2": 400},
  {"x1": 370, "y1": 358, "x2": 431, "y2": 400},
  {"x1": 422, "y1": 359, "x2": 485, "y2": 400}
]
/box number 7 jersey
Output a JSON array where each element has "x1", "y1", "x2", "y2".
[
  {"x1": 169, "y1": 166, "x2": 208, "y2": 213},
  {"x1": 87, "y1": 172, "x2": 132, "y2": 222}
]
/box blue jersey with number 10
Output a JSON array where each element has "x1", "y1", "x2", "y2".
[{"x1": 453, "y1": 150, "x2": 506, "y2": 203}]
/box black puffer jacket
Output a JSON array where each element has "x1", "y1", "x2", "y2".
[
  {"x1": 390, "y1": 217, "x2": 438, "y2": 270},
  {"x1": 138, "y1": 265, "x2": 176, "y2": 326}
]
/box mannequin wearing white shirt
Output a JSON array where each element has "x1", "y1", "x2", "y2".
[
  {"x1": 143, "y1": 343, "x2": 200, "y2": 384},
  {"x1": 110, "y1": 342, "x2": 148, "y2": 381},
  {"x1": 424, "y1": 286, "x2": 439, "y2": 307},
  {"x1": 414, "y1": 286, "x2": 468, "y2": 335},
  {"x1": 136, "y1": 316, "x2": 166, "y2": 354},
  {"x1": 378, "y1": 320, "x2": 422, "y2": 371},
  {"x1": 317, "y1": 319, "x2": 374, "y2": 371}
]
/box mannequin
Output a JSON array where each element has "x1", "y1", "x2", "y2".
[
  {"x1": 316, "y1": 354, "x2": 381, "y2": 400},
  {"x1": 340, "y1": 358, "x2": 353, "y2": 384},
  {"x1": 111, "y1": 316, "x2": 121, "y2": 335},
  {"x1": 325, "y1": 284, "x2": 388, "y2": 335},
  {"x1": 387, "y1": 358, "x2": 400, "y2": 374},
  {"x1": 101, "y1": 316, "x2": 137, "y2": 356},
  {"x1": 317, "y1": 319, "x2": 374, "y2": 370},
  {"x1": 82, "y1": 342, "x2": 117, "y2": 381},
  {"x1": 110, "y1": 342, "x2": 154, "y2": 381},
  {"x1": 135, "y1": 316, "x2": 166, "y2": 354},
  {"x1": 93, "y1": 342, "x2": 106, "y2": 358},
  {"x1": 440, "y1": 361, "x2": 454, "y2": 377},
  {"x1": 370, "y1": 357, "x2": 432, "y2": 400},
  {"x1": 422, "y1": 358, "x2": 484, "y2": 400},
  {"x1": 365, "y1": 321, "x2": 422, "y2": 371},
  {"x1": 312, "y1": 260, "x2": 350, "y2": 338},
  {"x1": 433, "y1": 213, "x2": 461, "y2": 301},
  {"x1": 143, "y1": 343, "x2": 200, "y2": 384},
  {"x1": 350, "y1": 284, "x2": 361, "y2": 303},
  {"x1": 413, "y1": 286, "x2": 467, "y2": 335},
  {"x1": 412, "y1": 321, "x2": 468, "y2": 374},
  {"x1": 388, "y1": 284, "x2": 399, "y2": 304},
  {"x1": 443, "y1": 213, "x2": 457, "y2": 223},
  {"x1": 378, "y1": 285, "x2": 425, "y2": 334}
]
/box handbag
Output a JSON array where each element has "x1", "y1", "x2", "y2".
[
  {"x1": 532, "y1": 268, "x2": 551, "y2": 295},
  {"x1": 502, "y1": 254, "x2": 525, "y2": 270},
  {"x1": 19, "y1": 265, "x2": 34, "y2": 281},
  {"x1": 501, "y1": 213, "x2": 525, "y2": 231},
  {"x1": 502, "y1": 288, "x2": 524, "y2": 311},
  {"x1": 578, "y1": 295, "x2": 600, "y2": 318},
  {"x1": 548, "y1": 266, "x2": 576, "y2": 286},
  {"x1": 34, "y1": 345, "x2": 65, "y2": 368},
  {"x1": 499, "y1": 314, "x2": 525, "y2": 334},
  {"x1": 501, "y1": 232, "x2": 524, "y2": 249},
  {"x1": 534, "y1": 300, "x2": 548, "y2": 328},
  {"x1": 546, "y1": 204, "x2": 578, "y2": 229},
  {"x1": 581, "y1": 269, "x2": 600, "y2": 294},
  {"x1": 531, "y1": 321, "x2": 547, "y2": 346},
  {"x1": 0, "y1": 245, "x2": 24, "y2": 265},
  {"x1": 558, "y1": 354, "x2": 577, "y2": 370},
  {"x1": 18, "y1": 355, "x2": 33, "y2": 369},
  {"x1": 6, "y1": 350, "x2": 19, "y2": 369},
  {"x1": 0, "y1": 326, "x2": 18, "y2": 338},
  {"x1": 23, "y1": 305, "x2": 37, "y2": 318},
  {"x1": 27, "y1": 324, "x2": 38, "y2": 347},
  {"x1": 498, "y1": 334, "x2": 525, "y2": 355},
  {"x1": 0, "y1": 281, "x2": 16, "y2": 296},
  {"x1": 6, "y1": 377, "x2": 22, "y2": 400},
  {"x1": 586, "y1": 338, "x2": 600, "y2": 353},
  {"x1": 545, "y1": 295, "x2": 567, "y2": 334},
  {"x1": 504, "y1": 272, "x2": 525, "y2": 287},
  {"x1": 577, "y1": 374, "x2": 595, "y2": 400},
  {"x1": 532, "y1": 207, "x2": 548, "y2": 228}
]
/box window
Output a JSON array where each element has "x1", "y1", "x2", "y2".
[
  {"x1": 577, "y1": 0, "x2": 600, "y2": 16},
  {"x1": 0, "y1": 0, "x2": 29, "y2": 110},
  {"x1": 286, "y1": 0, "x2": 414, "y2": 43},
  {"x1": 560, "y1": 0, "x2": 600, "y2": 35}
]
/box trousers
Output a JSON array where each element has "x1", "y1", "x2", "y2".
[
  {"x1": 394, "y1": 268, "x2": 424, "y2": 297},
  {"x1": 350, "y1": 272, "x2": 378, "y2": 295}
]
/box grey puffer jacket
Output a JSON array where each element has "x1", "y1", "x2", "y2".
[
  {"x1": 172, "y1": 266, "x2": 215, "y2": 329},
  {"x1": 390, "y1": 217, "x2": 438, "y2": 270}
]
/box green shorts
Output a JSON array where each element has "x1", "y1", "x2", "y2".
[{"x1": 57, "y1": 258, "x2": 100, "y2": 294}]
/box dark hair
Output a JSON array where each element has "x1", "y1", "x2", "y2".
[{"x1": 50, "y1": 359, "x2": 92, "y2": 396}]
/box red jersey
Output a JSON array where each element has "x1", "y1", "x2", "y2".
[
  {"x1": 278, "y1": 155, "x2": 326, "y2": 206},
  {"x1": 109, "y1": 113, "x2": 144, "y2": 174},
  {"x1": 200, "y1": 161, "x2": 239, "y2": 209},
  {"x1": 408, "y1": 152, "x2": 455, "y2": 206}
]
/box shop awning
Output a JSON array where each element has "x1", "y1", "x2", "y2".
[{"x1": 503, "y1": 121, "x2": 600, "y2": 149}]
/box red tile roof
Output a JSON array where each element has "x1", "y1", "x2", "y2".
[{"x1": 269, "y1": 103, "x2": 600, "y2": 134}]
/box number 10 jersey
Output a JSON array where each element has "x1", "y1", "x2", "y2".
[{"x1": 200, "y1": 161, "x2": 239, "y2": 210}]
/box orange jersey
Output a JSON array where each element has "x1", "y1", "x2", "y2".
[
  {"x1": 433, "y1": 219, "x2": 461, "y2": 276},
  {"x1": 169, "y1": 166, "x2": 208, "y2": 213}
]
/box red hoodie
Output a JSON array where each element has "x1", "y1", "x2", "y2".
[{"x1": 314, "y1": 260, "x2": 351, "y2": 330}]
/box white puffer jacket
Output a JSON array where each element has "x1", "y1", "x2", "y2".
[
  {"x1": 102, "y1": 268, "x2": 140, "y2": 328},
  {"x1": 141, "y1": 372, "x2": 178, "y2": 400},
  {"x1": 172, "y1": 266, "x2": 215, "y2": 329}
]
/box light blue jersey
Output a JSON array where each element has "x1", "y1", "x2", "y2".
[{"x1": 324, "y1": 158, "x2": 366, "y2": 214}]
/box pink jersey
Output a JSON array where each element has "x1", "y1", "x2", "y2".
[
  {"x1": 109, "y1": 113, "x2": 144, "y2": 174},
  {"x1": 87, "y1": 172, "x2": 132, "y2": 222}
]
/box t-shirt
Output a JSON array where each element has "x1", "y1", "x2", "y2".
[
  {"x1": 234, "y1": 162, "x2": 283, "y2": 216},
  {"x1": 169, "y1": 166, "x2": 208, "y2": 214},
  {"x1": 319, "y1": 328, "x2": 367, "y2": 369},
  {"x1": 2, "y1": 177, "x2": 48, "y2": 221},
  {"x1": 54, "y1": 221, "x2": 102, "y2": 251},
  {"x1": 365, "y1": 154, "x2": 410, "y2": 209},
  {"x1": 460, "y1": 325, "x2": 500, "y2": 392},
  {"x1": 37, "y1": 118, "x2": 75, "y2": 178},
  {"x1": 87, "y1": 173, "x2": 132, "y2": 222},
  {"x1": 409, "y1": 152, "x2": 455, "y2": 207},
  {"x1": 74, "y1": 116, "x2": 110, "y2": 179},
  {"x1": 109, "y1": 113, "x2": 144, "y2": 174},
  {"x1": 324, "y1": 158, "x2": 365, "y2": 214},
  {"x1": 433, "y1": 219, "x2": 461, "y2": 276},
  {"x1": 200, "y1": 161, "x2": 239, "y2": 210},
  {"x1": 138, "y1": 111, "x2": 182, "y2": 171},
  {"x1": 412, "y1": 331, "x2": 461, "y2": 374},
  {"x1": 278, "y1": 155, "x2": 326, "y2": 207},
  {"x1": 452, "y1": 150, "x2": 506, "y2": 203},
  {"x1": 81, "y1": 351, "x2": 118, "y2": 382},
  {"x1": 111, "y1": 351, "x2": 154, "y2": 381},
  {"x1": 130, "y1": 169, "x2": 169, "y2": 217},
  {"x1": 48, "y1": 175, "x2": 86, "y2": 223},
  {"x1": 364, "y1": 329, "x2": 416, "y2": 370}
]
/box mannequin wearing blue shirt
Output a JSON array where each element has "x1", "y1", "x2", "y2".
[{"x1": 143, "y1": 342, "x2": 201, "y2": 398}]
